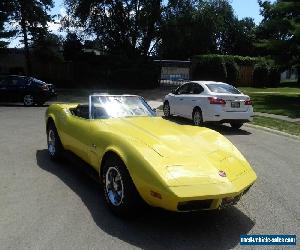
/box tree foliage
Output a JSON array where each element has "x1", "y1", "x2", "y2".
[
  {"x1": 64, "y1": 0, "x2": 162, "y2": 57},
  {"x1": 256, "y1": 0, "x2": 300, "y2": 70},
  {"x1": 157, "y1": 0, "x2": 257, "y2": 59},
  {"x1": 2, "y1": 0, "x2": 54, "y2": 73},
  {"x1": 63, "y1": 33, "x2": 83, "y2": 61}
]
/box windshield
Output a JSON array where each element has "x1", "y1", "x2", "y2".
[
  {"x1": 90, "y1": 95, "x2": 156, "y2": 119},
  {"x1": 206, "y1": 83, "x2": 241, "y2": 94}
]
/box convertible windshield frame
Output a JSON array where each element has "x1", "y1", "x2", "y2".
[{"x1": 88, "y1": 94, "x2": 156, "y2": 119}]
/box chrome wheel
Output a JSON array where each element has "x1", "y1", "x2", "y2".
[
  {"x1": 193, "y1": 110, "x2": 202, "y2": 126},
  {"x1": 48, "y1": 129, "x2": 56, "y2": 156},
  {"x1": 23, "y1": 95, "x2": 34, "y2": 106},
  {"x1": 105, "y1": 167, "x2": 124, "y2": 206},
  {"x1": 163, "y1": 102, "x2": 170, "y2": 117}
]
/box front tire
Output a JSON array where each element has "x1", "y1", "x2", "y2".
[
  {"x1": 23, "y1": 94, "x2": 34, "y2": 106},
  {"x1": 47, "y1": 122, "x2": 63, "y2": 160},
  {"x1": 192, "y1": 108, "x2": 203, "y2": 126},
  {"x1": 230, "y1": 122, "x2": 244, "y2": 130},
  {"x1": 102, "y1": 156, "x2": 143, "y2": 217}
]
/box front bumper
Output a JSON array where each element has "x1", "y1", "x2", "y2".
[{"x1": 149, "y1": 169, "x2": 257, "y2": 212}]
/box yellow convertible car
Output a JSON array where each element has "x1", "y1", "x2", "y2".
[{"x1": 45, "y1": 94, "x2": 257, "y2": 216}]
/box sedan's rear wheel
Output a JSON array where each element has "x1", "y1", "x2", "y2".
[
  {"x1": 192, "y1": 108, "x2": 203, "y2": 126},
  {"x1": 47, "y1": 122, "x2": 63, "y2": 160},
  {"x1": 23, "y1": 94, "x2": 34, "y2": 106},
  {"x1": 102, "y1": 156, "x2": 144, "y2": 217},
  {"x1": 163, "y1": 101, "x2": 171, "y2": 117}
]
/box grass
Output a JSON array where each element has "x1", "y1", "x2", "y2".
[
  {"x1": 239, "y1": 83, "x2": 300, "y2": 118},
  {"x1": 252, "y1": 116, "x2": 300, "y2": 137}
]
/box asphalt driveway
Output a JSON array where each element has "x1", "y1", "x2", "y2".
[{"x1": 0, "y1": 104, "x2": 299, "y2": 249}]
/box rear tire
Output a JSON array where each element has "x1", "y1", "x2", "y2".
[
  {"x1": 192, "y1": 108, "x2": 203, "y2": 126},
  {"x1": 163, "y1": 101, "x2": 171, "y2": 117},
  {"x1": 102, "y1": 156, "x2": 143, "y2": 217},
  {"x1": 47, "y1": 122, "x2": 64, "y2": 160},
  {"x1": 230, "y1": 122, "x2": 244, "y2": 130}
]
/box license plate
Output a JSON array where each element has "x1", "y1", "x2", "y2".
[{"x1": 231, "y1": 101, "x2": 240, "y2": 108}]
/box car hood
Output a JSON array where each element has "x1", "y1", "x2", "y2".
[{"x1": 103, "y1": 117, "x2": 254, "y2": 186}]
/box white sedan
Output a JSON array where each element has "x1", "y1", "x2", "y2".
[{"x1": 163, "y1": 81, "x2": 254, "y2": 129}]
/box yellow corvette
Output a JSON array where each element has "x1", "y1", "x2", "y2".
[{"x1": 45, "y1": 94, "x2": 257, "y2": 216}]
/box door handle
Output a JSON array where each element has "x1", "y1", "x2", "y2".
[
  {"x1": 192, "y1": 100, "x2": 196, "y2": 102},
  {"x1": 91, "y1": 144, "x2": 97, "y2": 148},
  {"x1": 179, "y1": 98, "x2": 183, "y2": 101}
]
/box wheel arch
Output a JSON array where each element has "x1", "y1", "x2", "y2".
[
  {"x1": 99, "y1": 149, "x2": 128, "y2": 179},
  {"x1": 192, "y1": 106, "x2": 202, "y2": 115},
  {"x1": 46, "y1": 116, "x2": 56, "y2": 132}
]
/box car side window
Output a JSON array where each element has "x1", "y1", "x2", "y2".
[
  {"x1": 0, "y1": 77, "x2": 10, "y2": 86},
  {"x1": 11, "y1": 77, "x2": 27, "y2": 86},
  {"x1": 0, "y1": 78, "x2": 7, "y2": 86},
  {"x1": 176, "y1": 83, "x2": 191, "y2": 95},
  {"x1": 191, "y1": 83, "x2": 204, "y2": 94}
]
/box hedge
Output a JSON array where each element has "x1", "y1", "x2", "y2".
[
  {"x1": 191, "y1": 55, "x2": 227, "y2": 82},
  {"x1": 191, "y1": 54, "x2": 281, "y2": 87}
]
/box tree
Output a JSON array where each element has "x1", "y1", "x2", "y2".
[
  {"x1": 256, "y1": 0, "x2": 300, "y2": 83},
  {"x1": 64, "y1": 0, "x2": 162, "y2": 57},
  {"x1": 158, "y1": 0, "x2": 216, "y2": 59},
  {"x1": 0, "y1": 2, "x2": 15, "y2": 48},
  {"x1": 31, "y1": 32, "x2": 63, "y2": 62},
  {"x1": 157, "y1": 0, "x2": 257, "y2": 59},
  {"x1": 63, "y1": 33, "x2": 83, "y2": 61},
  {"x1": 3, "y1": 0, "x2": 54, "y2": 74}
]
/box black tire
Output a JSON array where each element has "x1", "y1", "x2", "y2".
[
  {"x1": 192, "y1": 107, "x2": 203, "y2": 126},
  {"x1": 23, "y1": 94, "x2": 34, "y2": 106},
  {"x1": 163, "y1": 101, "x2": 171, "y2": 117},
  {"x1": 47, "y1": 122, "x2": 64, "y2": 160},
  {"x1": 230, "y1": 122, "x2": 244, "y2": 130},
  {"x1": 102, "y1": 156, "x2": 144, "y2": 217}
]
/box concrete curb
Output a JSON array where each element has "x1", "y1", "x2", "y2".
[{"x1": 245, "y1": 123, "x2": 300, "y2": 141}]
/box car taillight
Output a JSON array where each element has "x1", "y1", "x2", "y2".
[
  {"x1": 40, "y1": 84, "x2": 49, "y2": 91},
  {"x1": 244, "y1": 99, "x2": 252, "y2": 105},
  {"x1": 208, "y1": 97, "x2": 226, "y2": 105}
]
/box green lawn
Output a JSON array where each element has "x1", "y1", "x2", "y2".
[
  {"x1": 252, "y1": 116, "x2": 300, "y2": 137},
  {"x1": 239, "y1": 84, "x2": 300, "y2": 118}
]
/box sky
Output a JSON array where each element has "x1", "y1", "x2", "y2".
[{"x1": 8, "y1": 0, "x2": 276, "y2": 48}]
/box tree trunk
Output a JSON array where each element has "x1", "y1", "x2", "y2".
[
  {"x1": 20, "y1": 3, "x2": 32, "y2": 76},
  {"x1": 297, "y1": 65, "x2": 300, "y2": 85}
]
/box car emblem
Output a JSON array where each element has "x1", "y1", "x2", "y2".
[{"x1": 218, "y1": 170, "x2": 227, "y2": 177}]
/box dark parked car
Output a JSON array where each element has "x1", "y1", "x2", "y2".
[{"x1": 0, "y1": 75, "x2": 57, "y2": 106}]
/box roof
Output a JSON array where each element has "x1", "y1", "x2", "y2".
[
  {"x1": 191, "y1": 81, "x2": 227, "y2": 85},
  {"x1": 90, "y1": 94, "x2": 140, "y2": 97}
]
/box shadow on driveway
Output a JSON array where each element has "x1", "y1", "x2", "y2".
[
  {"x1": 163, "y1": 116, "x2": 252, "y2": 136},
  {"x1": 36, "y1": 149, "x2": 254, "y2": 249}
]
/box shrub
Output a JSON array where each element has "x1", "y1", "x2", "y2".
[
  {"x1": 253, "y1": 63, "x2": 269, "y2": 87},
  {"x1": 191, "y1": 55, "x2": 227, "y2": 82},
  {"x1": 268, "y1": 66, "x2": 281, "y2": 87},
  {"x1": 110, "y1": 59, "x2": 160, "y2": 89},
  {"x1": 225, "y1": 59, "x2": 239, "y2": 86}
]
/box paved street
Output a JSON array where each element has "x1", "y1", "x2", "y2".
[{"x1": 0, "y1": 104, "x2": 299, "y2": 250}]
